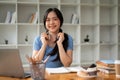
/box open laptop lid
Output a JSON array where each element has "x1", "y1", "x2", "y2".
[{"x1": 0, "y1": 48, "x2": 29, "y2": 78}]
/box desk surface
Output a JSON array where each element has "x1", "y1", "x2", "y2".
[{"x1": 0, "y1": 72, "x2": 119, "y2": 80}]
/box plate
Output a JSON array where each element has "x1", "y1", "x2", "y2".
[{"x1": 77, "y1": 71, "x2": 97, "y2": 78}]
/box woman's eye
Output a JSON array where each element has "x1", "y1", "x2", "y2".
[
  {"x1": 53, "y1": 18, "x2": 58, "y2": 21},
  {"x1": 54, "y1": 19, "x2": 57, "y2": 20},
  {"x1": 46, "y1": 19, "x2": 50, "y2": 21}
]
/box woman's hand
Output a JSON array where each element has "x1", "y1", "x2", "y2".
[
  {"x1": 40, "y1": 32, "x2": 49, "y2": 46},
  {"x1": 57, "y1": 32, "x2": 64, "y2": 44}
]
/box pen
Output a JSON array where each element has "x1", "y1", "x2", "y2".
[{"x1": 43, "y1": 55, "x2": 50, "y2": 63}]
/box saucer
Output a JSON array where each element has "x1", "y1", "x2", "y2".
[{"x1": 77, "y1": 71, "x2": 97, "y2": 78}]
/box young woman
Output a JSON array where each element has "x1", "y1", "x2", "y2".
[{"x1": 32, "y1": 8, "x2": 73, "y2": 68}]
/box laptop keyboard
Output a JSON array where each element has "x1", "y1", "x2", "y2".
[{"x1": 24, "y1": 72, "x2": 31, "y2": 78}]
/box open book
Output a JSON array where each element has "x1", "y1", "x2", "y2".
[{"x1": 46, "y1": 66, "x2": 81, "y2": 74}]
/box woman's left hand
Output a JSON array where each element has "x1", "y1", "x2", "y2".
[{"x1": 57, "y1": 32, "x2": 64, "y2": 44}]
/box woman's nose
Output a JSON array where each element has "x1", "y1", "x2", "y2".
[{"x1": 49, "y1": 19, "x2": 54, "y2": 24}]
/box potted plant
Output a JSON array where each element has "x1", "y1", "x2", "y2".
[
  {"x1": 5, "y1": 39, "x2": 8, "y2": 44},
  {"x1": 84, "y1": 35, "x2": 89, "y2": 42},
  {"x1": 25, "y1": 35, "x2": 28, "y2": 44}
]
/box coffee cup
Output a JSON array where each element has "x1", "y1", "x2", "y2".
[{"x1": 115, "y1": 60, "x2": 120, "y2": 78}]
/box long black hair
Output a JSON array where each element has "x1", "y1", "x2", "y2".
[
  {"x1": 43, "y1": 8, "x2": 63, "y2": 28},
  {"x1": 43, "y1": 8, "x2": 68, "y2": 61}
]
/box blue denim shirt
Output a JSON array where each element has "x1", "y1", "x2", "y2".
[{"x1": 33, "y1": 35, "x2": 73, "y2": 68}]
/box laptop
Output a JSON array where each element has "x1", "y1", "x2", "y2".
[{"x1": 0, "y1": 49, "x2": 31, "y2": 78}]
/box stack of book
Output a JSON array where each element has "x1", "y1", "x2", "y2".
[
  {"x1": 28, "y1": 12, "x2": 38, "y2": 24},
  {"x1": 71, "y1": 13, "x2": 79, "y2": 24},
  {"x1": 96, "y1": 60, "x2": 115, "y2": 74},
  {"x1": 5, "y1": 11, "x2": 16, "y2": 24}
]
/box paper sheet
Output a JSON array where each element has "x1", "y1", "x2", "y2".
[{"x1": 46, "y1": 66, "x2": 81, "y2": 74}]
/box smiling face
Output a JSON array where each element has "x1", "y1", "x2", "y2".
[{"x1": 45, "y1": 11, "x2": 61, "y2": 33}]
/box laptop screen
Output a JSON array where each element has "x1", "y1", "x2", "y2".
[{"x1": 0, "y1": 49, "x2": 28, "y2": 78}]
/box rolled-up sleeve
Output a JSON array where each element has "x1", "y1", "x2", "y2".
[{"x1": 33, "y1": 36, "x2": 41, "y2": 51}]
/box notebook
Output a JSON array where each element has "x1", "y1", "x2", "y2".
[
  {"x1": 0, "y1": 49, "x2": 30, "y2": 78},
  {"x1": 46, "y1": 66, "x2": 81, "y2": 74}
]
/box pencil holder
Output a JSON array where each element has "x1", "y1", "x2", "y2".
[{"x1": 29, "y1": 62, "x2": 45, "y2": 80}]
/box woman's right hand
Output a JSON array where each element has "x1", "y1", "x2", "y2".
[{"x1": 40, "y1": 32, "x2": 49, "y2": 45}]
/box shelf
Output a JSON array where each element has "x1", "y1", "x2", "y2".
[
  {"x1": 0, "y1": 0, "x2": 17, "y2": 3},
  {"x1": 100, "y1": 43, "x2": 116, "y2": 46},
  {"x1": 0, "y1": 25, "x2": 17, "y2": 44},
  {"x1": 119, "y1": 7, "x2": 120, "y2": 25},
  {"x1": 17, "y1": 0, "x2": 38, "y2": 3},
  {"x1": 0, "y1": 3, "x2": 16, "y2": 23},
  {"x1": 72, "y1": 46, "x2": 80, "y2": 65},
  {"x1": 80, "y1": 3, "x2": 98, "y2": 7},
  {"x1": 18, "y1": 44, "x2": 32, "y2": 47},
  {"x1": 81, "y1": 25, "x2": 98, "y2": 43},
  {"x1": 118, "y1": 26, "x2": 120, "y2": 43},
  {"x1": 0, "y1": 0, "x2": 120, "y2": 66},
  {"x1": 61, "y1": 5, "x2": 79, "y2": 24},
  {"x1": 40, "y1": 0, "x2": 58, "y2": 4},
  {"x1": 100, "y1": 25, "x2": 117, "y2": 44},
  {"x1": 81, "y1": 43, "x2": 98, "y2": 46},
  {"x1": 0, "y1": 44, "x2": 17, "y2": 47},
  {"x1": 62, "y1": 25, "x2": 80, "y2": 45},
  {"x1": 61, "y1": 3, "x2": 79, "y2": 6},
  {"x1": 99, "y1": 0, "x2": 116, "y2": 5},
  {"x1": 118, "y1": 46, "x2": 120, "y2": 59},
  {"x1": 18, "y1": 25, "x2": 38, "y2": 44},
  {"x1": 81, "y1": 5, "x2": 98, "y2": 25},
  {"x1": 61, "y1": 0, "x2": 78, "y2": 4},
  {"x1": 100, "y1": 6, "x2": 117, "y2": 25},
  {"x1": 81, "y1": 0, "x2": 98, "y2": 4},
  {"x1": 17, "y1": 23, "x2": 38, "y2": 26},
  {"x1": 81, "y1": 45, "x2": 98, "y2": 64},
  {"x1": 0, "y1": 23, "x2": 16, "y2": 26},
  {"x1": 80, "y1": 0, "x2": 98, "y2": 7},
  {"x1": 18, "y1": 4, "x2": 38, "y2": 23},
  {"x1": 99, "y1": 45, "x2": 117, "y2": 60},
  {"x1": 0, "y1": 45, "x2": 17, "y2": 49}
]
